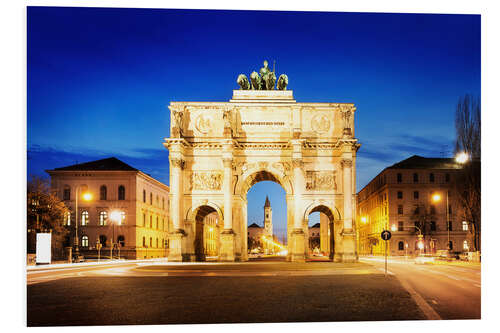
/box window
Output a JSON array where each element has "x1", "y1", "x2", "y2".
[
  {"x1": 398, "y1": 221, "x2": 404, "y2": 231},
  {"x1": 462, "y1": 221, "x2": 468, "y2": 231},
  {"x1": 266, "y1": 214, "x2": 269, "y2": 219},
  {"x1": 143, "y1": 190, "x2": 146, "y2": 203},
  {"x1": 150, "y1": 193, "x2": 153, "y2": 205},
  {"x1": 156, "y1": 238, "x2": 158, "y2": 248},
  {"x1": 63, "y1": 185, "x2": 71, "y2": 201},
  {"x1": 143, "y1": 213, "x2": 146, "y2": 226},
  {"x1": 445, "y1": 173, "x2": 450, "y2": 183},
  {"x1": 448, "y1": 205, "x2": 452, "y2": 214},
  {"x1": 119, "y1": 212, "x2": 125, "y2": 225},
  {"x1": 150, "y1": 215, "x2": 152, "y2": 228},
  {"x1": 413, "y1": 173, "x2": 418, "y2": 183},
  {"x1": 162, "y1": 197, "x2": 165, "y2": 209},
  {"x1": 430, "y1": 205, "x2": 436, "y2": 214},
  {"x1": 64, "y1": 211, "x2": 71, "y2": 226},
  {"x1": 100, "y1": 185, "x2": 107, "y2": 200},
  {"x1": 398, "y1": 241, "x2": 404, "y2": 251},
  {"x1": 81, "y1": 235, "x2": 89, "y2": 247},
  {"x1": 142, "y1": 236, "x2": 146, "y2": 247},
  {"x1": 117, "y1": 235, "x2": 125, "y2": 247},
  {"x1": 99, "y1": 211, "x2": 107, "y2": 226},
  {"x1": 463, "y1": 240, "x2": 469, "y2": 251},
  {"x1": 118, "y1": 185, "x2": 125, "y2": 200},
  {"x1": 81, "y1": 210, "x2": 89, "y2": 225},
  {"x1": 428, "y1": 173, "x2": 434, "y2": 183},
  {"x1": 99, "y1": 235, "x2": 107, "y2": 247},
  {"x1": 413, "y1": 191, "x2": 419, "y2": 199},
  {"x1": 161, "y1": 238, "x2": 164, "y2": 248},
  {"x1": 414, "y1": 206, "x2": 420, "y2": 215},
  {"x1": 162, "y1": 218, "x2": 165, "y2": 231},
  {"x1": 449, "y1": 240, "x2": 453, "y2": 250},
  {"x1": 156, "y1": 216, "x2": 159, "y2": 229},
  {"x1": 430, "y1": 221, "x2": 436, "y2": 231},
  {"x1": 447, "y1": 221, "x2": 453, "y2": 231},
  {"x1": 397, "y1": 173, "x2": 402, "y2": 183},
  {"x1": 398, "y1": 205, "x2": 403, "y2": 215},
  {"x1": 397, "y1": 191, "x2": 403, "y2": 199},
  {"x1": 149, "y1": 237, "x2": 152, "y2": 247},
  {"x1": 156, "y1": 195, "x2": 159, "y2": 206}
]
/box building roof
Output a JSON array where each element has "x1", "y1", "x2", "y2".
[
  {"x1": 264, "y1": 196, "x2": 271, "y2": 208},
  {"x1": 309, "y1": 223, "x2": 320, "y2": 228},
  {"x1": 248, "y1": 223, "x2": 262, "y2": 228},
  {"x1": 387, "y1": 155, "x2": 460, "y2": 170},
  {"x1": 51, "y1": 157, "x2": 138, "y2": 171}
]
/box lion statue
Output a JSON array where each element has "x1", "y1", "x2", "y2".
[
  {"x1": 250, "y1": 71, "x2": 262, "y2": 90},
  {"x1": 237, "y1": 74, "x2": 251, "y2": 90},
  {"x1": 277, "y1": 74, "x2": 288, "y2": 90}
]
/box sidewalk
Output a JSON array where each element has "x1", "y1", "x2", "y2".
[{"x1": 26, "y1": 257, "x2": 168, "y2": 272}]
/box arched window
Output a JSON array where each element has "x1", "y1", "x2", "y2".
[
  {"x1": 65, "y1": 211, "x2": 71, "y2": 226},
  {"x1": 150, "y1": 192, "x2": 153, "y2": 205},
  {"x1": 162, "y1": 218, "x2": 165, "y2": 231},
  {"x1": 429, "y1": 173, "x2": 435, "y2": 183},
  {"x1": 161, "y1": 238, "x2": 164, "y2": 248},
  {"x1": 119, "y1": 211, "x2": 126, "y2": 225},
  {"x1": 143, "y1": 190, "x2": 146, "y2": 203},
  {"x1": 99, "y1": 235, "x2": 107, "y2": 247},
  {"x1": 100, "y1": 185, "x2": 107, "y2": 200},
  {"x1": 118, "y1": 185, "x2": 125, "y2": 200},
  {"x1": 463, "y1": 240, "x2": 469, "y2": 250},
  {"x1": 462, "y1": 221, "x2": 468, "y2": 231},
  {"x1": 413, "y1": 173, "x2": 419, "y2": 183},
  {"x1": 149, "y1": 237, "x2": 152, "y2": 247},
  {"x1": 117, "y1": 235, "x2": 125, "y2": 247},
  {"x1": 150, "y1": 215, "x2": 152, "y2": 228},
  {"x1": 63, "y1": 185, "x2": 71, "y2": 201},
  {"x1": 81, "y1": 235, "x2": 89, "y2": 247},
  {"x1": 156, "y1": 216, "x2": 159, "y2": 229},
  {"x1": 99, "y1": 211, "x2": 107, "y2": 226},
  {"x1": 143, "y1": 213, "x2": 146, "y2": 226},
  {"x1": 156, "y1": 195, "x2": 159, "y2": 207},
  {"x1": 81, "y1": 210, "x2": 89, "y2": 225}
]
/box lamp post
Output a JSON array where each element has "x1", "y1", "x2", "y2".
[
  {"x1": 74, "y1": 186, "x2": 92, "y2": 261},
  {"x1": 432, "y1": 190, "x2": 450, "y2": 254},
  {"x1": 110, "y1": 210, "x2": 122, "y2": 260}
]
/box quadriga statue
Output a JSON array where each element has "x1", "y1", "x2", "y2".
[
  {"x1": 237, "y1": 74, "x2": 251, "y2": 90},
  {"x1": 250, "y1": 71, "x2": 262, "y2": 90},
  {"x1": 277, "y1": 74, "x2": 288, "y2": 90}
]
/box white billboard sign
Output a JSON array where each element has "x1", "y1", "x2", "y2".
[{"x1": 36, "y1": 233, "x2": 52, "y2": 264}]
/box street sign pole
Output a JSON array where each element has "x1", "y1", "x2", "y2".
[
  {"x1": 380, "y1": 230, "x2": 392, "y2": 277},
  {"x1": 385, "y1": 239, "x2": 387, "y2": 276}
]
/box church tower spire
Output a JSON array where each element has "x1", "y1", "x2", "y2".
[{"x1": 264, "y1": 196, "x2": 272, "y2": 237}]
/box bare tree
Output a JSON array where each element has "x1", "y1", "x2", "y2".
[{"x1": 453, "y1": 94, "x2": 481, "y2": 252}]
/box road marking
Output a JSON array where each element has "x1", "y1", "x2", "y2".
[
  {"x1": 377, "y1": 267, "x2": 394, "y2": 275},
  {"x1": 431, "y1": 300, "x2": 438, "y2": 305},
  {"x1": 473, "y1": 284, "x2": 481, "y2": 288},
  {"x1": 396, "y1": 277, "x2": 441, "y2": 320}
]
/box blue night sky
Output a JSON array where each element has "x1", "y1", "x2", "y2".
[{"x1": 27, "y1": 7, "x2": 480, "y2": 240}]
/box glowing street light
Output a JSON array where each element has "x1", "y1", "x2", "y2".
[
  {"x1": 417, "y1": 241, "x2": 424, "y2": 250},
  {"x1": 109, "y1": 210, "x2": 122, "y2": 260},
  {"x1": 391, "y1": 224, "x2": 397, "y2": 232},
  {"x1": 455, "y1": 152, "x2": 469, "y2": 164},
  {"x1": 431, "y1": 193, "x2": 441, "y2": 203},
  {"x1": 361, "y1": 216, "x2": 367, "y2": 223}
]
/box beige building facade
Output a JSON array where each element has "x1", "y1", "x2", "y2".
[
  {"x1": 357, "y1": 155, "x2": 470, "y2": 257},
  {"x1": 164, "y1": 89, "x2": 360, "y2": 262},
  {"x1": 47, "y1": 157, "x2": 170, "y2": 259}
]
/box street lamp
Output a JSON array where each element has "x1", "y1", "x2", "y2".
[
  {"x1": 74, "y1": 186, "x2": 92, "y2": 261},
  {"x1": 109, "y1": 210, "x2": 122, "y2": 260},
  {"x1": 455, "y1": 152, "x2": 469, "y2": 164},
  {"x1": 432, "y1": 190, "x2": 450, "y2": 253}
]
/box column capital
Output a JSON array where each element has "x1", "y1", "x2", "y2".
[
  {"x1": 170, "y1": 158, "x2": 185, "y2": 170},
  {"x1": 292, "y1": 158, "x2": 304, "y2": 169},
  {"x1": 341, "y1": 159, "x2": 353, "y2": 169},
  {"x1": 222, "y1": 158, "x2": 233, "y2": 168}
]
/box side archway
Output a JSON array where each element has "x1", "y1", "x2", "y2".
[
  {"x1": 303, "y1": 202, "x2": 341, "y2": 260},
  {"x1": 185, "y1": 202, "x2": 223, "y2": 261}
]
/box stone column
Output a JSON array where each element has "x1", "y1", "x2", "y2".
[
  {"x1": 220, "y1": 141, "x2": 236, "y2": 261},
  {"x1": 341, "y1": 158, "x2": 357, "y2": 262},
  {"x1": 289, "y1": 157, "x2": 305, "y2": 262},
  {"x1": 169, "y1": 157, "x2": 185, "y2": 262}
]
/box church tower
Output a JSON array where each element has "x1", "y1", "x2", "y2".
[{"x1": 264, "y1": 196, "x2": 273, "y2": 237}]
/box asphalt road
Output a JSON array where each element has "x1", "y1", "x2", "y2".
[
  {"x1": 27, "y1": 258, "x2": 425, "y2": 326},
  {"x1": 360, "y1": 256, "x2": 481, "y2": 320}
]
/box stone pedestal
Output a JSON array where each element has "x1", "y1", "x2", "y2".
[
  {"x1": 340, "y1": 230, "x2": 357, "y2": 262},
  {"x1": 168, "y1": 230, "x2": 185, "y2": 262},
  {"x1": 289, "y1": 228, "x2": 306, "y2": 262},
  {"x1": 219, "y1": 229, "x2": 236, "y2": 262}
]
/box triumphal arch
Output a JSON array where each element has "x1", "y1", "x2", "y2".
[{"x1": 164, "y1": 61, "x2": 360, "y2": 263}]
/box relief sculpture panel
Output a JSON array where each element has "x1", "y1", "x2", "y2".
[
  {"x1": 189, "y1": 172, "x2": 223, "y2": 191},
  {"x1": 306, "y1": 171, "x2": 337, "y2": 191}
]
